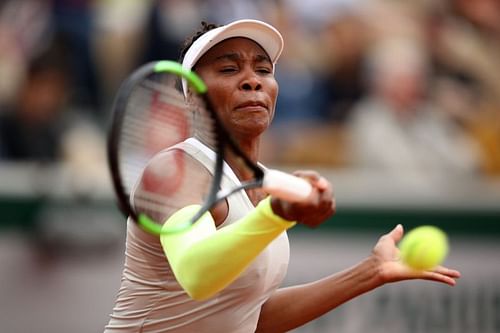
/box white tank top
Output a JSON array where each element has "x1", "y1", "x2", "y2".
[{"x1": 104, "y1": 138, "x2": 290, "y2": 333}]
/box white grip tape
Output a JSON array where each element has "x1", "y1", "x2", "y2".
[{"x1": 262, "y1": 169, "x2": 313, "y2": 202}]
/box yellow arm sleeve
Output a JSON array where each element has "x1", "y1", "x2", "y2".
[{"x1": 160, "y1": 196, "x2": 296, "y2": 301}]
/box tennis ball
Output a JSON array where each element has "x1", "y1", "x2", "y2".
[{"x1": 399, "y1": 225, "x2": 449, "y2": 270}]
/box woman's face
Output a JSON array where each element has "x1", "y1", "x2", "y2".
[{"x1": 193, "y1": 37, "x2": 279, "y2": 140}]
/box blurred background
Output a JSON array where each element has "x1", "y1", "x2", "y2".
[{"x1": 0, "y1": 0, "x2": 499, "y2": 332}]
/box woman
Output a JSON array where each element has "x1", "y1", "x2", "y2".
[{"x1": 105, "y1": 19, "x2": 460, "y2": 333}]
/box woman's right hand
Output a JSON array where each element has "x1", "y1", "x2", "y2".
[{"x1": 270, "y1": 170, "x2": 336, "y2": 227}]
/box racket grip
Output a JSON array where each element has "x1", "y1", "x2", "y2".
[{"x1": 263, "y1": 169, "x2": 313, "y2": 202}]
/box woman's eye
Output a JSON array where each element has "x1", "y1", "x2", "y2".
[
  {"x1": 220, "y1": 67, "x2": 237, "y2": 73},
  {"x1": 257, "y1": 68, "x2": 272, "y2": 74}
]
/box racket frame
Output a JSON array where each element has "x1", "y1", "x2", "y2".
[{"x1": 108, "y1": 60, "x2": 265, "y2": 235}]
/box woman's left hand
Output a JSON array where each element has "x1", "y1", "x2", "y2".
[{"x1": 372, "y1": 224, "x2": 461, "y2": 286}]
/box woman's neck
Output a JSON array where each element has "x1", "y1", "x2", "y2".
[
  {"x1": 226, "y1": 136, "x2": 259, "y2": 173},
  {"x1": 226, "y1": 137, "x2": 267, "y2": 205}
]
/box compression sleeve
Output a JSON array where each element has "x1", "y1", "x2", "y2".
[{"x1": 160, "y1": 196, "x2": 296, "y2": 301}]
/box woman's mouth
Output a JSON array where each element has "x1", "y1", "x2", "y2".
[{"x1": 235, "y1": 101, "x2": 267, "y2": 112}]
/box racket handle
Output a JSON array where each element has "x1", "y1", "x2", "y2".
[{"x1": 263, "y1": 169, "x2": 313, "y2": 202}]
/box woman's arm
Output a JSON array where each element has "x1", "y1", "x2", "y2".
[
  {"x1": 160, "y1": 196, "x2": 295, "y2": 300},
  {"x1": 255, "y1": 225, "x2": 461, "y2": 333},
  {"x1": 155, "y1": 164, "x2": 334, "y2": 301}
]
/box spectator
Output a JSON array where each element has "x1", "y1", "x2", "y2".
[
  {"x1": 347, "y1": 37, "x2": 481, "y2": 179},
  {"x1": 0, "y1": 36, "x2": 72, "y2": 161}
]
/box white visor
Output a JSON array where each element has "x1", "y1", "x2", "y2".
[{"x1": 181, "y1": 19, "x2": 284, "y2": 96}]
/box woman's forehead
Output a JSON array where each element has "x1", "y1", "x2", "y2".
[{"x1": 195, "y1": 37, "x2": 271, "y2": 66}]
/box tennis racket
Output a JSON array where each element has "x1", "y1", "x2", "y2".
[{"x1": 107, "y1": 60, "x2": 312, "y2": 235}]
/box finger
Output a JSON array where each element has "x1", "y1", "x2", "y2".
[
  {"x1": 329, "y1": 197, "x2": 337, "y2": 216},
  {"x1": 296, "y1": 205, "x2": 333, "y2": 228},
  {"x1": 434, "y1": 265, "x2": 461, "y2": 278},
  {"x1": 404, "y1": 264, "x2": 461, "y2": 286},
  {"x1": 293, "y1": 170, "x2": 330, "y2": 190},
  {"x1": 420, "y1": 271, "x2": 458, "y2": 286},
  {"x1": 389, "y1": 224, "x2": 404, "y2": 243},
  {"x1": 300, "y1": 187, "x2": 333, "y2": 217},
  {"x1": 314, "y1": 204, "x2": 336, "y2": 225},
  {"x1": 303, "y1": 179, "x2": 332, "y2": 207},
  {"x1": 315, "y1": 176, "x2": 330, "y2": 191},
  {"x1": 292, "y1": 170, "x2": 321, "y2": 181},
  {"x1": 317, "y1": 177, "x2": 333, "y2": 194},
  {"x1": 319, "y1": 208, "x2": 335, "y2": 223},
  {"x1": 318, "y1": 195, "x2": 335, "y2": 216},
  {"x1": 299, "y1": 216, "x2": 327, "y2": 228}
]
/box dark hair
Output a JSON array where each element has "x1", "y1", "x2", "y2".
[{"x1": 178, "y1": 21, "x2": 220, "y2": 63}]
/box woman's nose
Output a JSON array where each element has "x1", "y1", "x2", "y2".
[{"x1": 239, "y1": 71, "x2": 262, "y2": 91}]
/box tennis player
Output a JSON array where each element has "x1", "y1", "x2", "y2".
[{"x1": 104, "y1": 19, "x2": 460, "y2": 333}]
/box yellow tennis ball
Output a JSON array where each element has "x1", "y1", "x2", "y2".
[{"x1": 399, "y1": 225, "x2": 449, "y2": 270}]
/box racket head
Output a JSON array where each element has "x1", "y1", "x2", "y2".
[
  {"x1": 108, "y1": 60, "x2": 306, "y2": 237},
  {"x1": 108, "y1": 60, "x2": 220, "y2": 235}
]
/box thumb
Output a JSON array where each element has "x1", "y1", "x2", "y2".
[{"x1": 389, "y1": 224, "x2": 404, "y2": 243}]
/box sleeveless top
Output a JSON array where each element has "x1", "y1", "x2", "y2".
[{"x1": 104, "y1": 138, "x2": 291, "y2": 333}]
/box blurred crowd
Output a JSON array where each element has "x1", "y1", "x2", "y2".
[{"x1": 1, "y1": 0, "x2": 500, "y2": 183}]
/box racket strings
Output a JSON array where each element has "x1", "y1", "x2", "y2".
[
  {"x1": 122, "y1": 83, "x2": 216, "y2": 146},
  {"x1": 120, "y1": 79, "x2": 215, "y2": 151},
  {"x1": 118, "y1": 75, "x2": 219, "y2": 224},
  {"x1": 121, "y1": 113, "x2": 216, "y2": 144}
]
